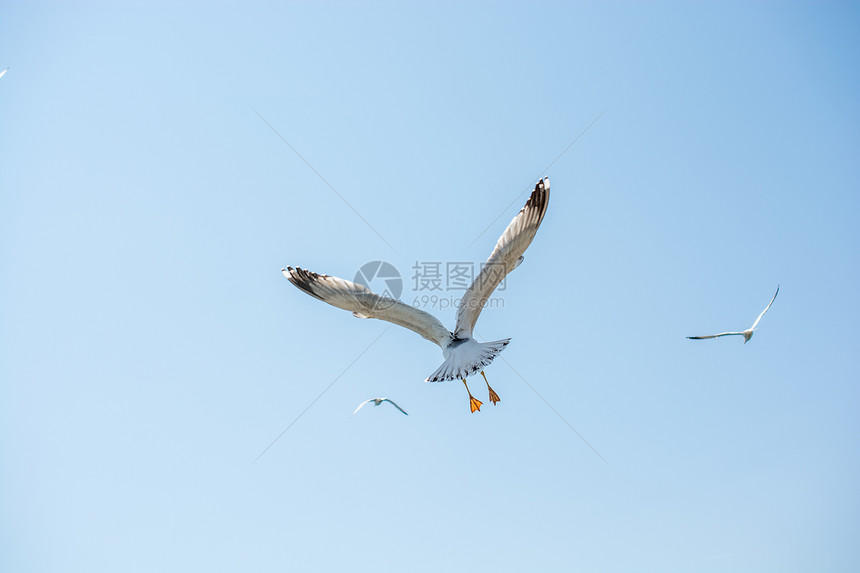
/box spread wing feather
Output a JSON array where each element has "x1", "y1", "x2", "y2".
[
  {"x1": 283, "y1": 267, "x2": 452, "y2": 347},
  {"x1": 352, "y1": 399, "x2": 374, "y2": 414},
  {"x1": 687, "y1": 332, "x2": 744, "y2": 340},
  {"x1": 749, "y1": 285, "x2": 779, "y2": 331},
  {"x1": 382, "y1": 398, "x2": 408, "y2": 415},
  {"x1": 454, "y1": 178, "x2": 550, "y2": 338}
]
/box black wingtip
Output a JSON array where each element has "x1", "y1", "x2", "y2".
[
  {"x1": 284, "y1": 266, "x2": 327, "y2": 301},
  {"x1": 524, "y1": 176, "x2": 550, "y2": 225}
]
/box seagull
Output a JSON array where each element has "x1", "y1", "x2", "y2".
[
  {"x1": 687, "y1": 285, "x2": 779, "y2": 344},
  {"x1": 353, "y1": 397, "x2": 408, "y2": 415},
  {"x1": 0, "y1": 67, "x2": 8, "y2": 79},
  {"x1": 283, "y1": 177, "x2": 550, "y2": 413}
]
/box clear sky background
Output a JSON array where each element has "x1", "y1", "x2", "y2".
[{"x1": 1, "y1": 2, "x2": 859, "y2": 572}]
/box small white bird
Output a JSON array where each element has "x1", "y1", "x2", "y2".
[
  {"x1": 353, "y1": 398, "x2": 408, "y2": 416},
  {"x1": 0, "y1": 67, "x2": 9, "y2": 79},
  {"x1": 688, "y1": 285, "x2": 779, "y2": 344}
]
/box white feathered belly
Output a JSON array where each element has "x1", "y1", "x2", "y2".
[{"x1": 425, "y1": 337, "x2": 511, "y2": 382}]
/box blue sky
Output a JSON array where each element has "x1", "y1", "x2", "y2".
[{"x1": 1, "y1": 2, "x2": 859, "y2": 572}]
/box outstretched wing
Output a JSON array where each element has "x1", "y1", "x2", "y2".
[
  {"x1": 687, "y1": 332, "x2": 744, "y2": 340},
  {"x1": 382, "y1": 398, "x2": 408, "y2": 415},
  {"x1": 352, "y1": 399, "x2": 374, "y2": 415},
  {"x1": 454, "y1": 178, "x2": 550, "y2": 338},
  {"x1": 749, "y1": 285, "x2": 779, "y2": 331},
  {"x1": 284, "y1": 267, "x2": 452, "y2": 347}
]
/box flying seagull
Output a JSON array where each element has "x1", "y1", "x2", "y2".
[
  {"x1": 687, "y1": 285, "x2": 779, "y2": 344},
  {"x1": 0, "y1": 67, "x2": 8, "y2": 79},
  {"x1": 353, "y1": 397, "x2": 408, "y2": 415},
  {"x1": 283, "y1": 177, "x2": 550, "y2": 413}
]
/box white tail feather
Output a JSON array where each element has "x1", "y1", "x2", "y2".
[{"x1": 425, "y1": 338, "x2": 511, "y2": 382}]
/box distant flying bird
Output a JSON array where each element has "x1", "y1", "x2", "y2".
[
  {"x1": 0, "y1": 67, "x2": 8, "y2": 79},
  {"x1": 353, "y1": 397, "x2": 408, "y2": 416},
  {"x1": 687, "y1": 285, "x2": 779, "y2": 344},
  {"x1": 284, "y1": 178, "x2": 550, "y2": 413}
]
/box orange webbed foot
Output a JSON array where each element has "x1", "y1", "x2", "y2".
[
  {"x1": 481, "y1": 371, "x2": 501, "y2": 405},
  {"x1": 463, "y1": 378, "x2": 483, "y2": 413},
  {"x1": 469, "y1": 396, "x2": 483, "y2": 413}
]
